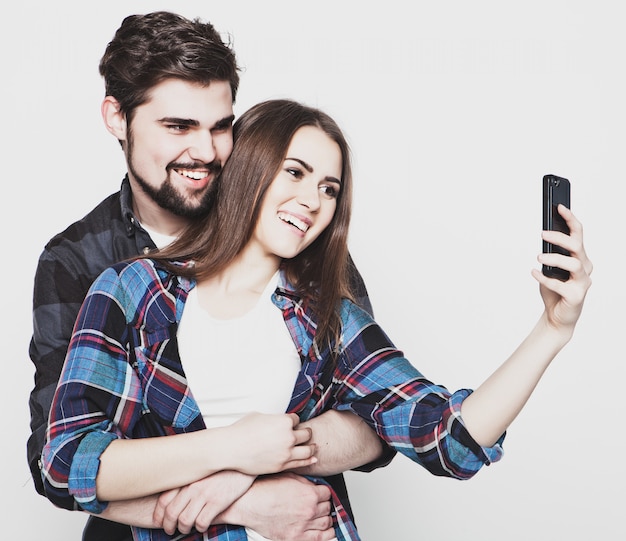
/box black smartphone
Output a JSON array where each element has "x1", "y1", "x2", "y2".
[{"x1": 542, "y1": 174, "x2": 571, "y2": 281}]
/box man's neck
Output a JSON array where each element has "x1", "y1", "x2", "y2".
[{"x1": 131, "y1": 190, "x2": 190, "y2": 238}]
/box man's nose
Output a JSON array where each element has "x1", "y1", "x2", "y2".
[{"x1": 188, "y1": 130, "x2": 216, "y2": 164}]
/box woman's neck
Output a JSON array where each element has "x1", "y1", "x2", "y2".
[{"x1": 195, "y1": 246, "x2": 281, "y2": 320}]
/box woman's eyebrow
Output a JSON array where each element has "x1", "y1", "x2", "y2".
[
  {"x1": 286, "y1": 157, "x2": 342, "y2": 185},
  {"x1": 286, "y1": 157, "x2": 313, "y2": 172}
]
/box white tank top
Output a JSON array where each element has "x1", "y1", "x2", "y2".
[
  {"x1": 177, "y1": 272, "x2": 301, "y2": 541},
  {"x1": 178, "y1": 272, "x2": 301, "y2": 427}
]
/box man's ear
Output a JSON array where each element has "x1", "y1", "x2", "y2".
[{"x1": 101, "y1": 96, "x2": 127, "y2": 142}]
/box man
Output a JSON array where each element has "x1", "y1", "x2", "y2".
[{"x1": 28, "y1": 11, "x2": 390, "y2": 540}]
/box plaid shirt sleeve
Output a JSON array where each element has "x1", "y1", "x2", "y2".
[
  {"x1": 41, "y1": 265, "x2": 149, "y2": 513},
  {"x1": 28, "y1": 184, "x2": 156, "y2": 498},
  {"x1": 305, "y1": 299, "x2": 504, "y2": 480},
  {"x1": 341, "y1": 300, "x2": 504, "y2": 476}
]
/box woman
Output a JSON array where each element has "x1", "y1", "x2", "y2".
[{"x1": 42, "y1": 99, "x2": 592, "y2": 540}]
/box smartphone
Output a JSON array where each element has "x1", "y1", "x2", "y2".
[{"x1": 542, "y1": 174, "x2": 571, "y2": 281}]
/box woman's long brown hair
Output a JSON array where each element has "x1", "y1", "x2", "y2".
[{"x1": 153, "y1": 99, "x2": 354, "y2": 351}]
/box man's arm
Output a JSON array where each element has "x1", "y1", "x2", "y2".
[
  {"x1": 216, "y1": 473, "x2": 335, "y2": 541},
  {"x1": 296, "y1": 410, "x2": 387, "y2": 476},
  {"x1": 98, "y1": 471, "x2": 335, "y2": 540},
  {"x1": 28, "y1": 248, "x2": 89, "y2": 495},
  {"x1": 151, "y1": 411, "x2": 387, "y2": 534},
  {"x1": 97, "y1": 411, "x2": 384, "y2": 538}
]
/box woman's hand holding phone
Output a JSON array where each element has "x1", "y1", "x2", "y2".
[{"x1": 533, "y1": 204, "x2": 593, "y2": 340}]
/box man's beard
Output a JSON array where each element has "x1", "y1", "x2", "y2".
[
  {"x1": 127, "y1": 139, "x2": 221, "y2": 219},
  {"x1": 131, "y1": 167, "x2": 217, "y2": 219}
]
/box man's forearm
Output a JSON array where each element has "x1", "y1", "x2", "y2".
[
  {"x1": 295, "y1": 410, "x2": 384, "y2": 476},
  {"x1": 92, "y1": 411, "x2": 385, "y2": 533},
  {"x1": 216, "y1": 472, "x2": 335, "y2": 540},
  {"x1": 100, "y1": 471, "x2": 255, "y2": 534},
  {"x1": 98, "y1": 495, "x2": 160, "y2": 528}
]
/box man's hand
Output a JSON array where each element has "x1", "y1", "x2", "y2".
[
  {"x1": 218, "y1": 473, "x2": 336, "y2": 541},
  {"x1": 100, "y1": 410, "x2": 383, "y2": 537},
  {"x1": 154, "y1": 471, "x2": 255, "y2": 535}
]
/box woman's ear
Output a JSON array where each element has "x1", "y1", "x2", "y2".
[{"x1": 101, "y1": 96, "x2": 127, "y2": 142}]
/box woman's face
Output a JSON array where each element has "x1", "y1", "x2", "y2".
[{"x1": 252, "y1": 125, "x2": 342, "y2": 261}]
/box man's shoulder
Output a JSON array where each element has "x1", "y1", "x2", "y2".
[
  {"x1": 45, "y1": 190, "x2": 124, "y2": 250},
  {"x1": 34, "y1": 187, "x2": 139, "y2": 286}
]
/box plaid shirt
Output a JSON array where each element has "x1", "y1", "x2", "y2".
[
  {"x1": 28, "y1": 177, "x2": 373, "y2": 503},
  {"x1": 28, "y1": 177, "x2": 155, "y2": 497},
  {"x1": 42, "y1": 259, "x2": 504, "y2": 540}
]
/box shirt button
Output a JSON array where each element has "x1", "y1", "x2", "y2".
[{"x1": 142, "y1": 246, "x2": 151, "y2": 254}]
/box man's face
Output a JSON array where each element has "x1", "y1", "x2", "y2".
[{"x1": 124, "y1": 79, "x2": 234, "y2": 218}]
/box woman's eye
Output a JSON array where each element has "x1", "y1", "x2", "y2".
[
  {"x1": 320, "y1": 184, "x2": 339, "y2": 199},
  {"x1": 286, "y1": 167, "x2": 303, "y2": 179}
]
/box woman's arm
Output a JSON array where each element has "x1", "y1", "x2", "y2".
[
  {"x1": 319, "y1": 207, "x2": 591, "y2": 480},
  {"x1": 99, "y1": 471, "x2": 335, "y2": 540},
  {"x1": 460, "y1": 205, "x2": 592, "y2": 446},
  {"x1": 96, "y1": 412, "x2": 315, "y2": 501},
  {"x1": 42, "y1": 264, "x2": 316, "y2": 512}
]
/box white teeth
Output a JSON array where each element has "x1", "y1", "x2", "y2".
[
  {"x1": 177, "y1": 170, "x2": 207, "y2": 180},
  {"x1": 278, "y1": 212, "x2": 309, "y2": 232}
]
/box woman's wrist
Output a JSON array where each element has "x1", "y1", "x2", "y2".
[{"x1": 535, "y1": 311, "x2": 575, "y2": 354}]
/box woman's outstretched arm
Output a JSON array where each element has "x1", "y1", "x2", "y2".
[{"x1": 460, "y1": 205, "x2": 592, "y2": 446}]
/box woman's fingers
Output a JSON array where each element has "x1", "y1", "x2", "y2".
[{"x1": 546, "y1": 205, "x2": 593, "y2": 275}]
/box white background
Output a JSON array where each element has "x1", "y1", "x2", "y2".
[{"x1": 2, "y1": 1, "x2": 624, "y2": 539}]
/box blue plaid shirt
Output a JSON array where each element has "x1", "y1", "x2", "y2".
[{"x1": 42, "y1": 259, "x2": 504, "y2": 540}]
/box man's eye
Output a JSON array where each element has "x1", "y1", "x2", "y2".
[
  {"x1": 166, "y1": 124, "x2": 189, "y2": 133},
  {"x1": 212, "y1": 123, "x2": 232, "y2": 133}
]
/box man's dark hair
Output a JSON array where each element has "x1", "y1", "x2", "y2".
[{"x1": 99, "y1": 11, "x2": 240, "y2": 119}]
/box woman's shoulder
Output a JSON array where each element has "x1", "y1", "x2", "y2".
[
  {"x1": 89, "y1": 259, "x2": 185, "y2": 326},
  {"x1": 90, "y1": 258, "x2": 178, "y2": 298},
  {"x1": 339, "y1": 297, "x2": 375, "y2": 323},
  {"x1": 337, "y1": 298, "x2": 399, "y2": 357},
  {"x1": 102, "y1": 258, "x2": 161, "y2": 282}
]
